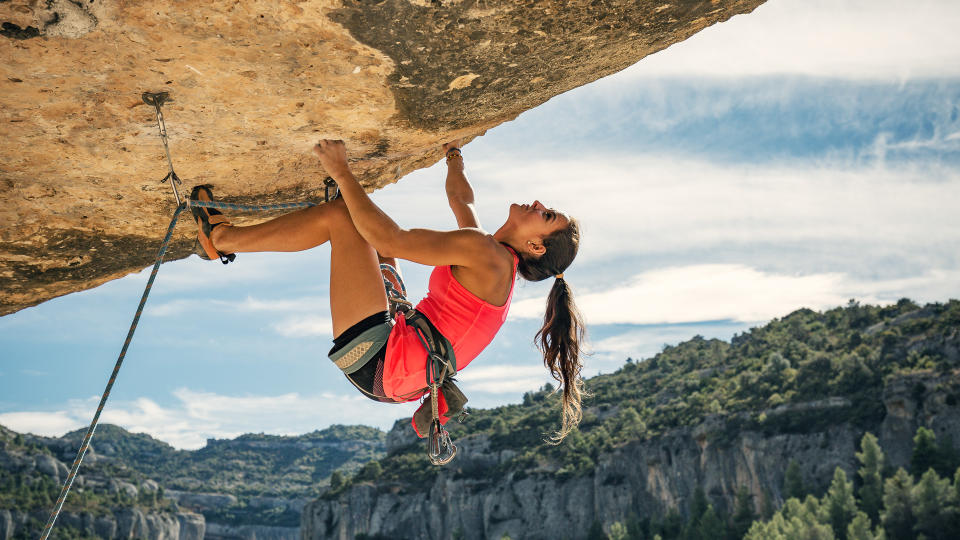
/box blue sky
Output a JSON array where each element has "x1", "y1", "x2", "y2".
[{"x1": 2, "y1": 0, "x2": 959, "y2": 448}]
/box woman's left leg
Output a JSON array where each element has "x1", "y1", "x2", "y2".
[{"x1": 325, "y1": 201, "x2": 390, "y2": 337}]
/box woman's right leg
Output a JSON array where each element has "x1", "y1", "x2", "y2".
[
  {"x1": 209, "y1": 199, "x2": 389, "y2": 337},
  {"x1": 210, "y1": 203, "x2": 338, "y2": 253}
]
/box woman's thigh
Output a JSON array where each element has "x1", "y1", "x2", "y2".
[{"x1": 328, "y1": 206, "x2": 390, "y2": 337}]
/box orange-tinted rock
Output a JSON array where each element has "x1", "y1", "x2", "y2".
[{"x1": 0, "y1": 0, "x2": 765, "y2": 316}]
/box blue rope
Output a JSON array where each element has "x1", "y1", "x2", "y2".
[{"x1": 40, "y1": 197, "x2": 318, "y2": 540}]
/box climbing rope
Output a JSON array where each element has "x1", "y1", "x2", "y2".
[
  {"x1": 39, "y1": 92, "x2": 320, "y2": 540},
  {"x1": 40, "y1": 88, "x2": 459, "y2": 538},
  {"x1": 38, "y1": 199, "x2": 316, "y2": 540}
]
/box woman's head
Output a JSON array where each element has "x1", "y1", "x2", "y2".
[{"x1": 507, "y1": 203, "x2": 585, "y2": 443}]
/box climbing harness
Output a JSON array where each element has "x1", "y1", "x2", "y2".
[
  {"x1": 380, "y1": 263, "x2": 413, "y2": 317},
  {"x1": 379, "y1": 269, "x2": 463, "y2": 465},
  {"x1": 407, "y1": 309, "x2": 464, "y2": 466},
  {"x1": 40, "y1": 90, "x2": 464, "y2": 540}
]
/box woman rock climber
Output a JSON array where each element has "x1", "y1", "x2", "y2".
[{"x1": 190, "y1": 139, "x2": 586, "y2": 442}]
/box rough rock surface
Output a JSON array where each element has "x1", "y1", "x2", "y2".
[
  {"x1": 0, "y1": 509, "x2": 204, "y2": 540},
  {"x1": 0, "y1": 0, "x2": 766, "y2": 316},
  {"x1": 205, "y1": 522, "x2": 300, "y2": 540},
  {"x1": 301, "y1": 372, "x2": 960, "y2": 540}
]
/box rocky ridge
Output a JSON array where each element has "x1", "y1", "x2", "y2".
[
  {"x1": 302, "y1": 373, "x2": 960, "y2": 540},
  {"x1": 0, "y1": 425, "x2": 203, "y2": 540},
  {"x1": 0, "y1": 0, "x2": 766, "y2": 316},
  {"x1": 301, "y1": 301, "x2": 960, "y2": 539},
  {"x1": 0, "y1": 424, "x2": 385, "y2": 539}
]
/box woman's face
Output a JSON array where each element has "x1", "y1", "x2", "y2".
[{"x1": 508, "y1": 200, "x2": 570, "y2": 245}]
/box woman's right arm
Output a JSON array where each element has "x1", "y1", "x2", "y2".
[
  {"x1": 314, "y1": 140, "x2": 498, "y2": 270},
  {"x1": 443, "y1": 141, "x2": 482, "y2": 230}
]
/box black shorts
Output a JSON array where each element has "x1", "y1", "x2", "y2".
[{"x1": 328, "y1": 311, "x2": 399, "y2": 403}]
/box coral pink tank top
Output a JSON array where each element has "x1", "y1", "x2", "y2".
[{"x1": 382, "y1": 247, "x2": 519, "y2": 400}]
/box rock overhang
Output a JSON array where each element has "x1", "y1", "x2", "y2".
[{"x1": 0, "y1": 0, "x2": 766, "y2": 316}]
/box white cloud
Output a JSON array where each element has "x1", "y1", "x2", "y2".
[
  {"x1": 0, "y1": 411, "x2": 80, "y2": 436},
  {"x1": 511, "y1": 264, "x2": 960, "y2": 325},
  {"x1": 627, "y1": 0, "x2": 960, "y2": 80},
  {"x1": 0, "y1": 389, "x2": 405, "y2": 450},
  {"x1": 455, "y1": 364, "x2": 551, "y2": 394},
  {"x1": 467, "y1": 155, "x2": 960, "y2": 264},
  {"x1": 272, "y1": 315, "x2": 334, "y2": 337},
  {"x1": 147, "y1": 295, "x2": 328, "y2": 317}
]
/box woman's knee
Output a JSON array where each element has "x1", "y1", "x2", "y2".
[{"x1": 321, "y1": 199, "x2": 361, "y2": 237}]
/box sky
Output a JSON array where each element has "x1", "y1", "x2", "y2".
[{"x1": 1, "y1": 0, "x2": 959, "y2": 449}]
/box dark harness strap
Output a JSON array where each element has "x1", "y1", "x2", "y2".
[{"x1": 405, "y1": 309, "x2": 462, "y2": 465}]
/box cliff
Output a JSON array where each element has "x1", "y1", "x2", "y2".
[
  {"x1": 0, "y1": 424, "x2": 384, "y2": 539},
  {"x1": 301, "y1": 300, "x2": 960, "y2": 539},
  {"x1": 0, "y1": 425, "x2": 204, "y2": 540},
  {"x1": 0, "y1": 0, "x2": 766, "y2": 316}
]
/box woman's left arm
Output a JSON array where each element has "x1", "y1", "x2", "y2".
[{"x1": 442, "y1": 141, "x2": 482, "y2": 230}]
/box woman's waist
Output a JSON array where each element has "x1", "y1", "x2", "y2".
[{"x1": 414, "y1": 297, "x2": 508, "y2": 344}]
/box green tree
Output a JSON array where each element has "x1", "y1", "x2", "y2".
[
  {"x1": 912, "y1": 468, "x2": 952, "y2": 540},
  {"x1": 358, "y1": 461, "x2": 382, "y2": 481},
  {"x1": 690, "y1": 486, "x2": 708, "y2": 528},
  {"x1": 698, "y1": 505, "x2": 724, "y2": 540},
  {"x1": 618, "y1": 407, "x2": 646, "y2": 440},
  {"x1": 730, "y1": 486, "x2": 755, "y2": 539},
  {"x1": 856, "y1": 432, "x2": 884, "y2": 525},
  {"x1": 661, "y1": 510, "x2": 684, "y2": 539},
  {"x1": 784, "y1": 459, "x2": 805, "y2": 500},
  {"x1": 910, "y1": 426, "x2": 939, "y2": 477},
  {"x1": 492, "y1": 417, "x2": 508, "y2": 437},
  {"x1": 881, "y1": 468, "x2": 916, "y2": 540},
  {"x1": 825, "y1": 467, "x2": 857, "y2": 540},
  {"x1": 608, "y1": 521, "x2": 628, "y2": 540},
  {"x1": 745, "y1": 497, "x2": 833, "y2": 540},
  {"x1": 329, "y1": 470, "x2": 345, "y2": 490},
  {"x1": 846, "y1": 512, "x2": 878, "y2": 540}
]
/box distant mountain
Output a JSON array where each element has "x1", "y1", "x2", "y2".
[
  {"x1": 303, "y1": 299, "x2": 960, "y2": 540},
  {"x1": 6, "y1": 300, "x2": 959, "y2": 540},
  {"x1": 1, "y1": 424, "x2": 385, "y2": 539}
]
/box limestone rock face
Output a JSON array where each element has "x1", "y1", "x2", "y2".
[
  {"x1": 0, "y1": 509, "x2": 204, "y2": 540},
  {"x1": 0, "y1": 0, "x2": 765, "y2": 316},
  {"x1": 301, "y1": 372, "x2": 960, "y2": 540}
]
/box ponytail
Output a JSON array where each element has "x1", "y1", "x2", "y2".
[{"x1": 514, "y1": 218, "x2": 585, "y2": 443}]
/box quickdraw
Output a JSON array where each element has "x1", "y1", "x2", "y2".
[{"x1": 382, "y1": 266, "x2": 465, "y2": 466}]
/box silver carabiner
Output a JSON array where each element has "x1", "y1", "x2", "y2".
[{"x1": 427, "y1": 420, "x2": 457, "y2": 466}]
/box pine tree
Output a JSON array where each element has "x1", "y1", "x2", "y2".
[
  {"x1": 329, "y1": 470, "x2": 345, "y2": 490},
  {"x1": 912, "y1": 468, "x2": 951, "y2": 540},
  {"x1": 882, "y1": 468, "x2": 916, "y2": 540},
  {"x1": 846, "y1": 512, "x2": 878, "y2": 540},
  {"x1": 608, "y1": 522, "x2": 628, "y2": 540},
  {"x1": 730, "y1": 486, "x2": 755, "y2": 539},
  {"x1": 698, "y1": 505, "x2": 724, "y2": 540},
  {"x1": 492, "y1": 417, "x2": 508, "y2": 436},
  {"x1": 784, "y1": 459, "x2": 805, "y2": 500},
  {"x1": 825, "y1": 467, "x2": 857, "y2": 540},
  {"x1": 910, "y1": 426, "x2": 939, "y2": 477},
  {"x1": 690, "y1": 486, "x2": 708, "y2": 528},
  {"x1": 948, "y1": 467, "x2": 960, "y2": 535},
  {"x1": 856, "y1": 432, "x2": 884, "y2": 525}
]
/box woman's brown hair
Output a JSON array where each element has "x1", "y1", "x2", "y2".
[{"x1": 514, "y1": 218, "x2": 586, "y2": 443}]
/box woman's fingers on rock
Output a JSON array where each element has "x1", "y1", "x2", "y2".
[{"x1": 442, "y1": 139, "x2": 461, "y2": 152}]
